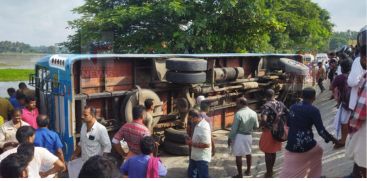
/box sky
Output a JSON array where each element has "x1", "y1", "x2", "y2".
[{"x1": 0, "y1": 0, "x2": 366, "y2": 46}]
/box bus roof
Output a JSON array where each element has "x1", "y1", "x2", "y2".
[{"x1": 36, "y1": 53, "x2": 301, "y2": 69}]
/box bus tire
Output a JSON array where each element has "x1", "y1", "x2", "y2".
[
  {"x1": 166, "y1": 71, "x2": 206, "y2": 84},
  {"x1": 279, "y1": 58, "x2": 309, "y2": 76},
  {"x1": 120, "y1": 89, "x2": 162, "y2": 127},
  {"x1": 163, "y1": 140, "x2": 189, "y2": 156},
  {"x1": 164, "y1": 128, "x2": 187, "y2": 144},
  {"x1": 166, "y1": 58, "x2": 207, "y2": 72}
]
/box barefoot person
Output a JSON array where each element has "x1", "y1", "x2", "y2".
[
  {"x1": 279, "y1": 87, "x2": 338, "y2": 178},
  {"x1": 259, "y1": 89, "x2": 288, "y2": 177},
  {"x1": 228, "y1": 97, "x2": 259, "y2": 178}
]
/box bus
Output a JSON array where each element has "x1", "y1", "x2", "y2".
[{"x1": 29, "y1": 53, "x2": 308, "y2": 160}]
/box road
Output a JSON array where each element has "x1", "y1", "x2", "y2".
[{"x1": 160, "y1": 83, "x2": 354, "y2": 178}]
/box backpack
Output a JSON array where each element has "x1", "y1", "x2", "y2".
[{"x1": 265, "y1": 102, "x2": 288, "y2": 142}]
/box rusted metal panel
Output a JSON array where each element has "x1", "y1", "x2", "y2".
[
  {"x1": 209, "y1": 109, "x2": 222, "y2": 130},
  {"x1": 105, "y1": 61, "x2": 133, "y2": 91},
  {"x1": 80, "y1": 59, "x2": 134, "y2": 93},
  {"x1": 136, "y1": 68, "x2": 152, "y2": 88},
  {"x1": 224, "y1": 107, "x2": 236, "y2": 128},
  {"x1": 226, "y1": 58, "x2": 240, "y2": 67}
]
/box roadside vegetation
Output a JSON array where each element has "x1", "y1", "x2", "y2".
[{"x1": 0, "y1": 69, "x2": 34, "y2": 81}]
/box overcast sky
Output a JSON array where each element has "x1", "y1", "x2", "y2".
[{"x1": 0, "y1": 0, "x2": 365, "y2": 46}]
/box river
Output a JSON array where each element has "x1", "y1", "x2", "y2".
[{"x1": 0, "y1": 53, "x2": 41, "y2": 97}]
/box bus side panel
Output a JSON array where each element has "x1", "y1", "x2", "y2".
[
  {"x1": 80, "y1": 60, "x2": 104, "y2": 94},
  {"x1": 226, "y1": 58, "x2": 241, "y2": 67},
  {"x1": 105, "y1": 60, "x2": 133, "y2": 91},
  {"x1": 224, "y1": 107, "x2": 236, "y2": 128},
  {"x1": 79, "y1": 59, "x2": 134, "y2": 94},
  {"x1": 209, "y1": 109, "x2": 223, "y2": 130}
]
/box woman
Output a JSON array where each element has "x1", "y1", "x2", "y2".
[
  {"x1": 279, "y1": 87, "x2": 338, "y2": 178},
  {"x1": 259, "y1": 89, "x2": 288, "y2": 177},
  {"x1": 21, "y1": 97, "x2": 39, "y2": 129}
]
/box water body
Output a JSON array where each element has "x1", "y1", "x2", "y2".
[
  {"x1": 0, "y1": 54, "x2": 40, "y2": 97},
  {"x1": 0, "y1": 53, "x2": 44, "y2": 69}
]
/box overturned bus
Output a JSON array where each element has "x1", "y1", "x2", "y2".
[{"x1": 29, "y1": 53, "x2": 308, "y2": 160}]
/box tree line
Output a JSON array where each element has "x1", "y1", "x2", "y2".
[{"x1": 0, "y1": 41, "x2": 56, "y2": 54}]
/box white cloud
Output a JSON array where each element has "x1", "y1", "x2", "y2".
[
  {"x1": 312, "y1": 0, "x2": 367, "y2": 32},
  {"x1": 0, "y1": 0, "x2": 84, "y2": 46}
]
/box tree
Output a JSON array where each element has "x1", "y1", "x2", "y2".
[
  {"x1": 329, "y1": 30, "x2": 358, "y2": 51},
  {"x1": 64, "y1": 0, "x2": 333, "y2": 54}
]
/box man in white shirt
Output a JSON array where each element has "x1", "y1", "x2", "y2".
[
  {"x1": 346, "y1": 43, "x2": 367, "y2": 178},
  {"x1": 347, "y1": 50, "x2": 366, "y2": 111},
  {"x1": 0, "y1": 126, "x2": 65, "y2": 178},
  {"x1": 185, "y1": 109, "x2": 211, "y2": 178},
  {"x1": 71, "y1": 106, "x2": 111, "y2": 162}
]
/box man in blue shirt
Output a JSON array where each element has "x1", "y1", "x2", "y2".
[
  {"x1": 34, "y1": 114, "x2": 64, "y2": 163},
  {"x1": 7, "y1": 88, "x2": 21, "y2": 109},
  {"x1": 121, "y1": 136, "x2": 167, "y2": 178}
]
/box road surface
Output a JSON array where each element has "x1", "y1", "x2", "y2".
[{"x1": 160, "y1": 83, "x2": 354, "y2": 178}]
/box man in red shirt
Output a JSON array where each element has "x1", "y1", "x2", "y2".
[{"x1": 112, "y1": 105, "x2": 151, "y2": 160}]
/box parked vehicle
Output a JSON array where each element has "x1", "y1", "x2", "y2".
[{"x1": 29, "y1": 53, "x2": 308, "y2": 159}]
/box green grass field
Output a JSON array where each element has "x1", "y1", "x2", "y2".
[{"x1": 0, "y1": 69, "x2": 34, "y2": 81}]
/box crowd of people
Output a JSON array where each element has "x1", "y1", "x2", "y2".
[{"x1": 0, "y1": 29, "x2": 365, "y2": 178}]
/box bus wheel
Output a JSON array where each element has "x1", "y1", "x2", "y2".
[
  {"x1": 164, "y1": 128, "x2": 187, "y2": 144},
  {"x1": 163, "y1": 140, "x2": 189, "y2": 156},
  {"x1": 120, "y1": 89, "x2": 162, "y2": 127},
  {"x1": 166, "y1": 71, "x2": 206, "y2": 84},
  {"x1": 166, "y1": 58, "x2": 207, "y2": 72}
]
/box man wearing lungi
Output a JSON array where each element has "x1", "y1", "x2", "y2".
[{"x1": 228, "y1": 97, "x2": 259, "y2": 178}]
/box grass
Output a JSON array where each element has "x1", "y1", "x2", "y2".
[{"x1": 0, "y1": 69, "x2": 34, "y2": 81}]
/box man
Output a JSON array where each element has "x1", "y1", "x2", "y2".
[
  {"x1": 72, "y1": 106, "x2": 111, "y2": 162},
  {"x1": 112, "y1": 105, "x2": 150, "y2": 159},
  {"x1": 0, "y1": 153, "x2": 29, "y2": 178},
  {"x1": 328, "y1": 58, "x2": 338, "y2": 84},
  {"x1": 331, "y1": 60, "x2": 352, "y2": 147},
  {"x1": 200, "y1": 102, "x2": 215, "y2": 156},
  {"x1": 79, "y1": 155, "x2": 121, "y2": 178},
  {"x1": 144, "y1": 99, "x2": 154, "y2": 133},
  {"x1": 259, "y1": 89, "x2": 288, "y2": 177},
  {"x1": 194, "y1": 95, "x2": 205, "y2": 111},
  {"x1": 0, "y1": 126, "x2": 65, "y2": 178},
  {"x1": 15, "y1": 93, "x2": 27, "y2": 109},
  {"x1": 186, "y1": 109, "x2": 211, "y2": 178},
  {"x1": 34, "y1": 114, "x2": 64, "y2": 162},
  {"x1": 316, "y1": 62, "x2": 326, "y2": 92},
  {"x1": 7, "y1": 88, "x2": 21, "y2": 109},
  {"x1": 0, "y1": 109, "x2": 29, "y2": 151},
  {"x1": 17, "y1": 82, "x2": 35, "y2": 99},
  {"x1": 121, "y1": 136, "x2": 167, "y2": 178},
  {"x1": 345, "y1": 41, "x2": 367, "y2": 178},
  {"x1": 21, "y1": 97, "x2": 39, "y2": 129},
  {"x1": 279, "y1": 87, "x2": 338, "y2": 178},
  {"x1": 228, "y1": 97, "x2": 259, "y2": 178},
  {"x1": 0, "y1": 96, "x2": 14, "y2": 121}
]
